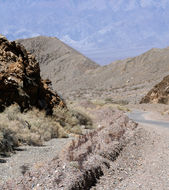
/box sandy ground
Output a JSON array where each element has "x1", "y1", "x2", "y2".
[
  {"x1": 144, "y1": 111, "x2": 169, "y2": 122},
  {"x1": 112, "y1": 123, "x2": 169, "y2": 190},
  {"x1": 0, "y1": 138, "x2": 72, "y2": 184},
  {"x1": 121, "y1": 110, "x2": 169, "y2": 189},
  {"x1": 91, "y1": 106, "x2": 169, "y2": 190},
  {"x1": 128, "y1": 103, "x2": 169, "y2": 115},
  {"x1": 115, "y1": 111, "x2": 169, "y2": 190}
]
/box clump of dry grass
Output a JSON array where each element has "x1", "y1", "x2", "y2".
[
  {"x1": 0, "y1": 126, "x2": 19, "y2": 154},
  {"x1": 0, "y1": 104, "x2": 93, "y2": 155},
  {"x1": 52, "y1": 107, "x2": 93, "y2": 133},
  {"x1": 105, "y1": 98, "x2": 129, "y2": 105}
]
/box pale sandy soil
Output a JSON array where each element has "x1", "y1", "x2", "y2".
[
  {"x1": 113, "y1": 123, "x2": 169, "y2": 190},
  {"x1": 0, "y1": 138, "x2": 72, "y2": 184},
  {"x1": 128, "y1": 103, "x2": 169, "y2": 114},
  {"x1": 92, "y1": 109, "x2": 169, "y2": 190},
  {"x1": 144, "y1": 111, "x2": 169, "y2": 122}
]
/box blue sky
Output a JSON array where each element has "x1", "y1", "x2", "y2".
[{"x1": 0, "y1": 0, "x2": 169, "y2": 64}]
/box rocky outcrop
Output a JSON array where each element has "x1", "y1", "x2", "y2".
[
  {"x1": 0, "y1": 35, "x2": 65, "y2": 114},
  {"x1": 140, "y1": 75, "x2": 169, "y2": 104}
]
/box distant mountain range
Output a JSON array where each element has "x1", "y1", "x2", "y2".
[{"x1": 1, "y1": 0, "x2": 169, "y2": 64}]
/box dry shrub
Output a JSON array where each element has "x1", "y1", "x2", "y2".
[
  {"x1": 52, "y1": 107, "x2": 93, "y2": 134},
  {"x1": 0, "y1": 104, "x2": 93, "y2": 154},
  {"x1": 117, "y1": 105, "x2": 130, "y2": 112},
  {"x1": 68, "y1": 125, "x2": 82, "y2": 135},
  {"x1": 91, "y1": 99, "x2": 106, "y2": 106},
  {"x1": 105, "y1": 98, "x2": 129, "y2": 105},
  {"x1": 0, "y1": 126, "x2": 19, "y2": 154}
]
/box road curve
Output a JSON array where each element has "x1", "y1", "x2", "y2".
[{"x1": 126, "y1": 110, "x2": 169, "y2": 128}]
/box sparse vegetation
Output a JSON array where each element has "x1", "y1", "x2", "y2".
[
  {"x1": 91, "y1": 99, "x2": 106, "y2": 106},
  {"x1": 0, "y1": 104, "x2": 93, "y2": 155},
  {"x1": 117, "y1": 105, "x2": 130, "y2": 112},
  {"x1": 105, "y1": 98, "x2": 129, "y2": 105}
]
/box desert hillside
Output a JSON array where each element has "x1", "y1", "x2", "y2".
[
  {"x1": 93, "y1": 47, "x2": 169, "y2": 89},
  {"x1": 18, "y1": 36, "x2": 169, "y2": 103},
  {"x1": 17, "y1": 36, "x2": 99, "y2": 97}
]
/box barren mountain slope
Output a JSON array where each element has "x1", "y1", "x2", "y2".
[
  {"x1": 92, "y1": 47, "x2": 169, "y2": 88},
  {"x1": 18, "y1": 37, "x2": 169, "y2": 102},
  {"x1": 17, "y1": 36, "x2": 99, "y2": 96}
]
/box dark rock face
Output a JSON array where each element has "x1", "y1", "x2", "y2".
[
  {"x1": 0, "y1": 35, "x2": 65, "y2": 114},
  {"x1": 140, "y1": 75, "x2": 169, "y2": 104}
]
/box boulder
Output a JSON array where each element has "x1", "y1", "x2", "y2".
[{"x1": 0, "y1": 35, "x2": 65, "y2": 114}]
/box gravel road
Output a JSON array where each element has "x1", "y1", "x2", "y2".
[{"x1": 127, "y1": 110, "x2": 169, "y2": 128}]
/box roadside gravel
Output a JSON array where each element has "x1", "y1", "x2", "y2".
[
  {"x1": 92, "y1": 110, "x2": 169, "y2": 190},
  {"x1": 118, "y1": 123, "x2": 169, "y2": 190},
  {"x1": 0, "y1": 137, "x2": 72, "y2": 184}
]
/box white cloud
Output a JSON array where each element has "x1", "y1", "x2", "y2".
[
  {"x1": 125, "y1": 0, "x2": 138, "y2": 11},
  {"x1": 61, "y1": 35, "x2": 94, "y2": 49},
  {"x1": 109, "y1": 0, "x2": 124, "y2": 11},
  {"x1": 98, "y1": 25, "x2": 113, "y2": 35},
  {"x1": 140, "y1": 0, "x2": 153, "y2": 7},
  {"x1": 140, "y1": 0, "x2": 169, "y2": 8}
]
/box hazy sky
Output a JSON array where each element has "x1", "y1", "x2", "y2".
[{"x1": 0, "y1": 0, "x2": 169, "y2": 64}]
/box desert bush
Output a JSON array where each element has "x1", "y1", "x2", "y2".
[
  {"x1": 0, "y1": 125, "x2": 19, "y2": 155},
  {"x1": 105, "y1": 98, "x2": 129, "y2": 105},
  {"x1": 64, "y1": 113, "x2": 135, "y2": 168},
  {"x1": 117, "y1": 105, "x2": 130, "y2": 112},
  {"x1": 52, "y1": 107, "x2": 93, "y2": 133},
  {"x1": 104, "y1": 97, "x2": 113, "y2": 104},
  {"x1": 91, "y1": 99, "x2": 106, "y2": 106},
  {"x1": 67, "y1": 125, "x2": 82, "y2": 135},
  {"x1": 0, "y1": 104, "x2": 93, "y2": 154}
]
